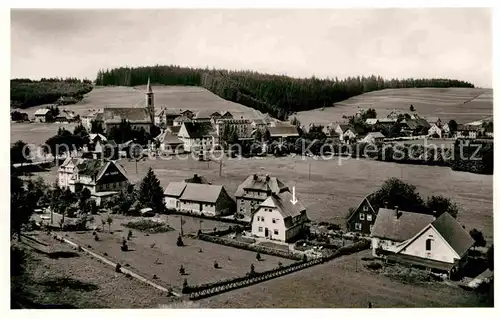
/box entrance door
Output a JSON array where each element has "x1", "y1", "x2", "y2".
[{"x1": 265, "y1": 228, "x2": 269, "y2": 237}]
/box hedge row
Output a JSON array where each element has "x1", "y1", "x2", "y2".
[
  {"x1": 166, "y1": 211, "x2": 250, "y2": 226},
  {"x1": 198, "y1": 234, "x2": 303, "y2": 260}
]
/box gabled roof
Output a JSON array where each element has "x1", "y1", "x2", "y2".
[
  {"x1": 268, "y1": 125, "x2": 299, "y2": 137},
  {"x1": 181, "y1": 122, "x2": 215, "y2": 138},
  {"x1": 416, "y1": 118, "x2": 431, "y2": 128},
  {"x1": 167, "y1": 126, "x2": 181, "y2": 134},
  {"x1": 173, "y1": 115, "x2": 192, "y2": 122},
  {"x1": 179, "y1": 183, "x2": 226, "y2": 203},
  {"x1": 371, "y1": 208, "x2": 435, "y2": 242},
  {"x1": 366, "y1": 118, "x2": 378, "y2": 125},
  {"x1": 366, "y1": 132, "x2": 385, "y2": 139},
  {"x1": 184, "y1": 174, "x2": 211, "y2": 184},
  {"x1": 156, "y1": 131, "x2": 184, "y2": 145},
  {"x1": 221, "y1": 111, "x2": 233, "y2": 118},
  {"x1": 338, "y1": 124, "x2": 351, "y2": 132},
  {"x1": 34, "y1": 108, "x2": 50, "y2": 116},
  {"x1": 89, "y1": 133, "x2": 107, "y2": 142},
  {"x1": 235, "y1": 174, "x2": 289, "y2": 197},
  {"x1": 103, "y1": 106, "x2": 151, "y2": 123},
  {"x1": 431, "y1": 212, "x2": 474, "y2": 257},
  {"x1": 346, "y1": 192, "x2": 377, "y2": 223},
  {"x1": 258, "y1": 191, "x2": 306, "y2": 220},
  {"x1": 194, "y1": 110, "x2": 217, "y2": 119},
  {"x1": 405, "y1": 119, "x2": 420, "y2": 130},
  {"x1": 164, "y1": 181, "x2": 187, "y2": 197},
  {"x1": 60, "y1": 156, "x2": 85, "y2": 169},
  {"x1": 76, "y1": 159, "x2": 107, "y2": 179}
]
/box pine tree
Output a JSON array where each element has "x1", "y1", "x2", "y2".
[{"x1": 137, "y1": 168, "x2": 164, "y2": 214}]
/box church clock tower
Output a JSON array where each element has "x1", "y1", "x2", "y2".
[{"x1": 145, "y1": 77, "x2": 155, "y2": 124}]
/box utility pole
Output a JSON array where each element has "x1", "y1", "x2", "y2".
[
  {"x1": 180, "y1": 215, "x2": 184, "y2": 237},
  {"x1": 308, "y1": 163, "x2": 311, "y2": 180},
  {"x1": 199, "y1": 220, "x2": 203, "y2": 232},
  {"x1": 219, "y1": 156, "x2": 222, "y2": 177}
]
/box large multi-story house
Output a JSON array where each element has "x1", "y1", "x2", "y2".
[
  {"x1": 177, "y1": 122, "x2": 216, "y2": 152},
  {"x1": 250, "y1": 191, "x2": 309, "y2": 242},
  {"x1": 371, "y1": 208, "x2": 474, "y2": 277},
  {"x1": 215, "y1": 119, "x2": 252, "y2": 139},
  {"x1": 58, "y1": 157, "x2": 129, "y2": 206},
  {"x1": 235, "y1": 174, "x2": 289, "y2": 219}
]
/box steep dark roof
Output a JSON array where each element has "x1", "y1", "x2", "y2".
[
  {"x1": 268, "y1": 125, "x2": 299, "y2": 137},
  {"x1": 371, "y1": 208, "x2": 435, "y2": 242},
  {"x1": 103, "y1": 107, "x2": 151, "y2": 123},
  {"x1": 235, "y1": 174, "x2": 289, "y2": 197},
  {"x1": 77, "y1": 159, "x2": 107, "y2": 178},
  {"x1": 431, "y1": 212, "x2": 474, "y2": 257},
  {"x1": 181, "y1": 122, "x2": 215, "y2": 138},
  {"x1": 338, "y1": 124, "x2": 350, "y2": 132},
  {"x1": 167, "y1": 126, "x2": 181, "y2": 134},
  {"x1": 416, "y1": 118, "x2": 431, "y2": 128}
]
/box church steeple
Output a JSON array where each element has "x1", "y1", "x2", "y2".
[{"x1": 145, "y1": 77, "x2": 154, "y2": 124}]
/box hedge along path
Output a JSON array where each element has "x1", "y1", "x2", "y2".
[{"x1": 54, "y1": 234, "x2": 182, "y2": 298}]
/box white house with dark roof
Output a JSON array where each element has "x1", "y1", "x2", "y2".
[
  {"x1": 361, "y1": 132, "x2": 385, "y2": 144},
  {"x1": 371, "y1": 208, "x2": 474, "y2": 275},
  {"x1": 235, "y1": 174, "x2": 289, "y2": 219},
  {"x1": 177, "y1": 122, "x2": 216, "y2": 152},
  {"x1": 267, "y1": 124, "x2": 299, "y2": 142},
  {"x1": 34, "y1": 108, "x2": 52, "y2": 122},
  {"x1": 251, "y1": 191, "x2": 309, "y2": 242},
  {"x1": 215, "y1": 118, "x2": 252, "y2": 139},
  {"x1": 164, "y1": 181, "x2": 188, "y2": 210}
]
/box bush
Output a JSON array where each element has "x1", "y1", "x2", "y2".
[
  {"x1": 365, "y1": 262, "x2": 383, "y2": 270},
  {"x1": 94, "y1": 234, "x2": 99, "y2": 241},
  {"x1": 121, "y1": 243, "x2": 128, "y2": 251},
  {"x1": 115, "y1": 263, "x2": 122, "y2": 273},
  {"x1": 177, "y1": 235, "x2": 184, "y2": 247}
]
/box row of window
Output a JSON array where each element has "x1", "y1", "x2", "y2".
[
  {"x1": 354, "y1": 223, "x2": 374, "y2": 232},
  {"x1": 359, "y1": 213, "x2": 372, "y2": 221},
  {"x1": 256, "y1": 216, "x2": 278, "y2": 223},
  {"x1": 257, "y1": 227, "x2": 279, "y2": 235}
]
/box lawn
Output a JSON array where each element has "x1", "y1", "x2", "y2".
[
  {"x1": 29, "y1": 151, "x2": 494, "y2": 243},
  {"x1": 64, "y1": 214, "x2": 294, "y2": 290},
  {"x1": 295, "y1": 88, "x2": 493, "y2": 127},
  {"x1": 13, "y1": 232, "x2": 177, "y2": 308},
  {"x1": 198, "y1": 250, "x2": 491, "y2": 308}
]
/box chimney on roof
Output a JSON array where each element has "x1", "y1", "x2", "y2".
[
  {"x1": 394, "y1": 206, "x2": 402, "y2": 218},
  {"x1": 253, "y1": 174, "x2": 258, "y2": 180}
]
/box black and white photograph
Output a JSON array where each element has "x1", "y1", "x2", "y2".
[{"x1": 9, "y1": 5, "x2": 494, "y2": 309}]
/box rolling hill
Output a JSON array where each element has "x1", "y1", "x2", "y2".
[{"x1": 294, "y1": 88, "x2": 493, "y2": 127}]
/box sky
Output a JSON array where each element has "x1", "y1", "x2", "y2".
[{"x1": 10, "y1": 8, "x2": 492, "y2": 87}]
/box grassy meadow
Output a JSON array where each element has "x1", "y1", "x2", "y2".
[{"x1": 295, "y1": 88, "x2": 493, "y2": 127}]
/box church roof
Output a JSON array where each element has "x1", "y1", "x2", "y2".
[{"x1": 103, "y1": 106, "x2": 151, "y2": 124}]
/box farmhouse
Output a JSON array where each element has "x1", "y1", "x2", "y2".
[
  {"x1": 235, "y1": 174, "x2": 289, "y2": 219},
  {"x1": 81, "y1": 109, "x2": 104, "y2": 130},
  {"x1": 267, "y1": 124, "x2": 300, "y2": 142},
  {"x1": 58, "y1": 157, "x2": 86, "y2": 189},
  {"x1": 164, "y1": 181, "x2": 188, "y2": 210},
  {"x1": 371, "y1": 208, "x2": 474, "y2": 276},
  {"x1": 10, "y1": 111, "x2": 29, "y2": 122},
  {"x1": 428, "y1": 124, "x2": 442, "y2": 138},
  {"x1": 334, "y1": 124, "x2": 357, "y2": 142},
  {"x1": 361, "y1": 132, "x2": 385, "y2": 144},
  {"x1": 177, "y1": 122, "x2": 216, "y2": 152},
  {"x1": 155, "y1": 131, "x2": 184, "y2": 153},
  {"x1": 34, "y1": 108, "x2": 52, "y2": 122},
  {"x1": 346, "y1": 193, "x2": 378, "y2": 234},
  {"x1": 455, "y1": 125, "x2": 479, "y2": 139},
  {"x1": 173, "y1": 115, "x2": 192, "y2": 127},
  {"x1": 164, "y1": 182, "x2": 235, "y2": 216},
  {"x1": 251, "y1": 191, "x2": 309, "y2": 242}
]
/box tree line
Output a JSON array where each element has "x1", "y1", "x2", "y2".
[
  {"x1": 94, "y1": 65, "x2": 474, "y2": 120},
  {"x1": 10, "y1": 78, "x2": 93, "y2": 109}
]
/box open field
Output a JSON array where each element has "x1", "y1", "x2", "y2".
[
  {"x1": 11, "y1": 122, "x2": 78, "y2": 146},
  {"x1": 64, "y1": 214, "x2": 293, "y2": 289},
  {"x1": 31, "y1": 153, "x2": 493, "y2": 243},
  {"x1": 13, "y1": 232, "x2": 177, "y2": 308},
  {"x1": 199, "y1": 249, "x2": 491, "y2": 308},
  {"x1": 295, "y1": 88, "x2": 493, "y2": 127},
  {"x1": 12, "y1": 85, "x2": 268, "y2": 120}
]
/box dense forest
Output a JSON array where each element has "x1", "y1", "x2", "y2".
[
  {"x1": 10, "y1": 78, "x2": 93, "y2": 109},
  {"x1": 95, "y1": 65, "x2": 475, "y2": 120}
]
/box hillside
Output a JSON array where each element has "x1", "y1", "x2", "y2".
[
  {"x1": 10, "y1": 85, "x2": 269, "y2": 146},
  {"x1": 294, "y1": 88, "x2": 493, "y2": 127}
]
